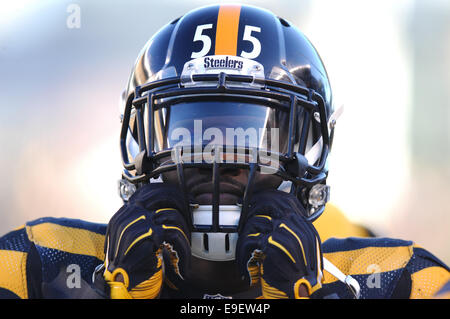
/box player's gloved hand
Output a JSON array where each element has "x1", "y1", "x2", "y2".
[
  {"x1": 236, "y1": 190, "x2": 323, "y2": 299},
  {"x1": 94, "y1": 183, "x2": 191, "y2": 299}
]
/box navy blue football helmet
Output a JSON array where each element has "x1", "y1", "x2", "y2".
[{"x1": 119, "y1": 4, "x2": 335, "y2": 236}]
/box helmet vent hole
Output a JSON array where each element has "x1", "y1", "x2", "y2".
[
  {"x1": 278, "y1": 17, "x2": 290, "y2": 27},
  {"x1": 203, "y1": 233, "x2": 209, "y2": 252}
]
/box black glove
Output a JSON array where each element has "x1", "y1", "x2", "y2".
[
  {"x1": 95, "y1": 183, "x2": 191, "y2": 299},
  {"x1": 236, "y1": 190, "x2": 323, "y2": 299}
]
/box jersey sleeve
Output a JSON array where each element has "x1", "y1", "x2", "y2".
[
  {"x1": 0, "y1": 226, "x2": 42, "y2": 299},
  {"x1": 404, "y1": 246, "x2": 450, "y2": 299}
]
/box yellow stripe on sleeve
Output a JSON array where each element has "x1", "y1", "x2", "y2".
[
  {"x1": 322, "y1": 245, "x2": 413, "y2": 284},
  {"x1": 26, "y1": 223, "x2": 105, "y2": 260},
  {"x1": 410, "y1": 266, "x2": 450, "y2": 299},
  {"x1": 0, "y1": 250, "x2": 28, "y2": 299}
]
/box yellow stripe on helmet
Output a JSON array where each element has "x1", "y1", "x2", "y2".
[{"x1": 215, "y1": 4, "x2": 241, "y2": 55}]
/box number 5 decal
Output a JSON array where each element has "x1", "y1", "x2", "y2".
[
  {"x1": 240, "y1": 25, "x2": 261, "y2": 59},
  {"x1": 191, "y1": 24, "x2": 261, "y2": 59},
  {"x1": 191, "y1": 24, "x2": 213, "y2": 58}
]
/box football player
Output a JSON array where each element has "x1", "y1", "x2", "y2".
[{"x1": 0, "y1": 4, "x2": 448, "y2": 299}]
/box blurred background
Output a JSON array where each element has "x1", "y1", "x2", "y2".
[{"x1": 0, "y1": 0, "x2": 449, "y2": 263}]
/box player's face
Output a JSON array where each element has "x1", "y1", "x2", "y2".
[{"x1": 162, "y1": 167, "x2": 282, "y2": 205}]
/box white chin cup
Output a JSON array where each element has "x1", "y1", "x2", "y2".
[{"x1": 190, "y1": 205, "x2": 241, "y2": 262}]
